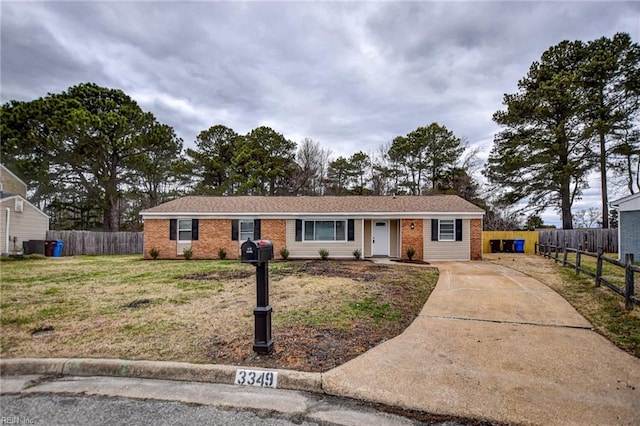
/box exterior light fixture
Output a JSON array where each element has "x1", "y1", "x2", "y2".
[{"x1": 410, "y1": 222, "x2": 415, "y2": 230}]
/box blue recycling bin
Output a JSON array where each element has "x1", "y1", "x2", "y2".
[
  {"x1": 53, "y1": 240, "x2": 64, "y2": 257},
  {"x1": 514, "y1": 239, "x2": 525, "y2": 253}
]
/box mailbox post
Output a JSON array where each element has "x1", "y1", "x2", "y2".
[{"x1": 241, "y1": 239, "x2": 274, "y2": 354}]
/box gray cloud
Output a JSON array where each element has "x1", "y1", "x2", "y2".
[{"x1": 2, "y1": 1, "x2": 638, "y2": 225}]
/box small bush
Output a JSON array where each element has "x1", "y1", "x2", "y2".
[
  {"x1": 0, "y1": 255, "x2": 16, "y2": 262},
  {"x1": 406, "y1": 246, "x2": 416, "y2": 261},
  {"x1": 149, "y1": 247, "x2": 160, "y2": 260},
  {"x1": 217, "y1": 248, "x2": 227, "y2": 260},
  {"x1": 279, "y1": 247, "x2": 290, "y2": 260},
  {"x1": 183, "y1": 247, "x2": 193, "y2": 260},
  {"x1": 319, "y1": 249, "x2": 329, "y2": 260},
  {"x1": 353, "y1": 248, "x2": 362, "y2": 260}
]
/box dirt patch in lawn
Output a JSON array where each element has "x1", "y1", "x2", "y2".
[{"x1": 1, "y1": 258, "x2": 437, "y2": 372}]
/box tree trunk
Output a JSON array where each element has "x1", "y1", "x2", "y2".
[
  {"x1": 561, "y1": 178, "x2": 573, "y2": 229},
  {"x1": 103, "y1": 193, "x2": 119, "y2": 232},
  {"x1": 599, "y1": 132, "x2": 609, "y2": 228}
]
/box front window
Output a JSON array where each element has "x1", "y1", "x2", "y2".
[
  {"x1": 439, "y1": 219, "x2": 455, "y2": 241},
  {"x1": 304, "y1": 220, "x2": 346, "y2": 241},
  {"x1": 240, "y1": 220, "x2": 254, "y2": 241},
  {"x1": 178, "y1": 219, "x2": 192, "y2": 241}
]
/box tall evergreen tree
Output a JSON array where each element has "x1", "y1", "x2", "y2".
[
  {"x1": 580, "y1": 33, "x2": 640, "y2": 227},
  {"x1": 485, "y1": 40, "x2": 593, "y2": 229},
  {"x1": 1, "y1": 82, "x2": 180, "y2": 231}
]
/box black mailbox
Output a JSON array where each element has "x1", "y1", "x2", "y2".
[{"x1": 241, "y1": 239, "x2": 273, "y2": 264}]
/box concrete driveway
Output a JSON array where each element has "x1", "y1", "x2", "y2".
[{"x1": 322, "y1": 261, "x2": 640, "y2": 425}]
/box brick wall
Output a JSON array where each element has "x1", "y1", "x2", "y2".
[
  {"x1": 192, "y1": 219, "x2": 235, "y2": 259},
  {"x1": 143, "y1": 219, "x2": 175, "y2": 259},
  {"x1": 401, "y1": 219, "x2": 424, "y2": 260},
  {"x1": 261, "y1": 219, "x2": 287, "y2": 259},
  {"x1": 143, "y1": 218, "x2": 287, "y2": 260},
  {"x1": 470, "y1": 218, "x2": 483, "y2": 260}
]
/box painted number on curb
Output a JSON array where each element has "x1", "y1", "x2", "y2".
[{"x1": 234, "y1": 369, "x2": 278, "y2": 388}]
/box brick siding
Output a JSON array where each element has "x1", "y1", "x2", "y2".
[
  {"x1": 470, "y1": 218, "x2": 483, "y2": 260},
  {"x1": 143, "y1": 218, "x2": 286, "y2": 260},
  {"x1": 261, "y1": 219, "x2": 287, "y2": 259},
  {"x1": 143, "y1": 219, "x2": 175, "y2": 259},
  {"x1": 401, "y1": 219, "x2": 424, "y2": 260}
]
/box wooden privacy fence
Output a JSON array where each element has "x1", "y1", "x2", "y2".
[
  {"x1": 483, "y1": 231, "x2": 539, "y2": 254},
  {"x1": 538, "y1": 229, "x2": 618, "y2": 253},
  {"x1": 535, "y1": 241, "x2": 638, "y2": 310},
  {"x1": 46, "y1": 231, "x2": 143, "y2": 256}
]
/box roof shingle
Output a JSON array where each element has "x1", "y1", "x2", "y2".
[{"x1": 141, "y1": 195, "x2": 484, "y2": 216}]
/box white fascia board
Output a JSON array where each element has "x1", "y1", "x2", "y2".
[
  {"x1": 610, "y1": 193, "x2": 640, "y2": 205},
  {"x1": 141, "y1": 211, "x2": 484, "y2": 219}
]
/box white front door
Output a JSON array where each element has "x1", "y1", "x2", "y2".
[{"x1": 371, "y1": 221, "x2": 389, "y2": 256}]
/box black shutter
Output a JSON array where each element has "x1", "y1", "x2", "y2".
[
  {"x1": 231, "y1": 219, "x2": 239, "y2": 241},
  {"x1": 455, "y1": 219, "x2": 463, "y2": 241},
  {"x1": 431, "y1": 219, "x2": 438, "y2": 241},
  {"x1": 254, "y1": 219, "x2": 261, "y2": 240},
  {"x1": 295, "y1": 219, "x2": 302, "y2": 241},
  {"x1": 170, "y1": 219, "x2": 177, "y2": 240},
  {"x1": 191, "y1": 219, "x2": 199, "y2": 241},
  {"x1": 347, "y1": 219, "x2": 355, "y2": 241}
]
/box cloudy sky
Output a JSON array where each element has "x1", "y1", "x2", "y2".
[{"x1": 2, "y1": 1, "x2": 639, "y2": 224}]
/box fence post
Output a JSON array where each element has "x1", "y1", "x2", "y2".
[
  {"x1": 596, "y1": 247, "x2": 603, "y2": 287},
  {"x1": 562, "y1": 243, "x2": 569, "y2": 266},
  {"x1": 546, "y1": 237, "x2": 551, "y2": 259},
  {"x1": 554, "y1": 243, "x2": 559, "y2": 263},
  {"x1": 625, "y1": 253, "x2": 635, "y2": 310},
  {"x1": 575, "y1": 244, "x2": 582, "y2": 275},
  {"x1": 535, "y1": 242, "x2": 538, "y2": 255}
]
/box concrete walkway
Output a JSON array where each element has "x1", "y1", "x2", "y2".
[{"x1": 323, "y1": 261, "x2": 640, "y2": 425}]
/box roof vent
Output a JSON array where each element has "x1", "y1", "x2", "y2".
[{"x1": 15, "y1": 198, "x2": 23, "y2": 213}]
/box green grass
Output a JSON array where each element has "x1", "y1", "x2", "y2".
[
  {"x1": 561, "y1": 252, "x2": 630, "y2": 292},
  {"x1": 556, "y1": 266, "x2": 640, "y2": 357},
  {"x1": 0, "y1": 255, "x2": 438, "y2": 364}
]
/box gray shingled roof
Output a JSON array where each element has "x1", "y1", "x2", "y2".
[{"x1": 141, "y1": 195, "x2": 484, "y2": 216}]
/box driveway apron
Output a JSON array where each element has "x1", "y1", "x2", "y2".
[{"x1": 322, "y1": 261, "x2": 640, "y2": 425}]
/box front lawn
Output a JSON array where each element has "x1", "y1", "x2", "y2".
[{"x1": 0, "y1": 256, "x2": 438, "y2": 372}]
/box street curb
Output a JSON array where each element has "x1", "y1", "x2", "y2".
[{"x1": 0, "y1": 358, "x2": 323, "y2": 394}]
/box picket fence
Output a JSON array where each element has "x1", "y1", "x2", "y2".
[
  {"x1": 46, "y1": 230, "x2": 143, "y2": 256},
  {"x1": 538, "y1": 229, "x2": 618, "y2": 254}
]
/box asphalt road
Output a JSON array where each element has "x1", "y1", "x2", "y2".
[{"x1": 1, "y1": 375, "x2": 472, "y2": 426}]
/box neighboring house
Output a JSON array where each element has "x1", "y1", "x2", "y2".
[
  {"x1": 140, "y1": 195, "x2": 484, "y2": 261},
  {"x1": 0, "y1": 164, "x2": 49, "y2": 255},
  {"x1": 611, "y1": 193, "x2": 640, "y2": 262}
]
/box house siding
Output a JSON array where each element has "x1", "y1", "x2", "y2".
[
  {"x1": 364, "y1": 220, "x2": 372, "y2": 257},
  {"x1": 470, "y1": 218, "x2": 483, "y2": 260},
  {"x1": 401, "y1": 219, "x2": 424, "y2": 260},
  {"x1": 620, "y1": 210, "x2": 640, "y2": 261},
  {"x1": 261, "y1": 219, "x2": 287, "y2": 259},
  {"x1": 424, "y1": 217, "x2": 471, "y2": 261},
  {"x1": 0, "y1": 198, "x2": 49, "y2": 254},
  {"x1": 143, "y1": 219, "x2": 175, "y2": 259},
  {"x1": 390, "y1": 220, "x2": 399, "y2": 258},
  {"x1": 0, "y1": 166, "x2": 28, "y2": 198},
  {"x1": 285, "y1": 219, "x2": 362, "y2": 258}
]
